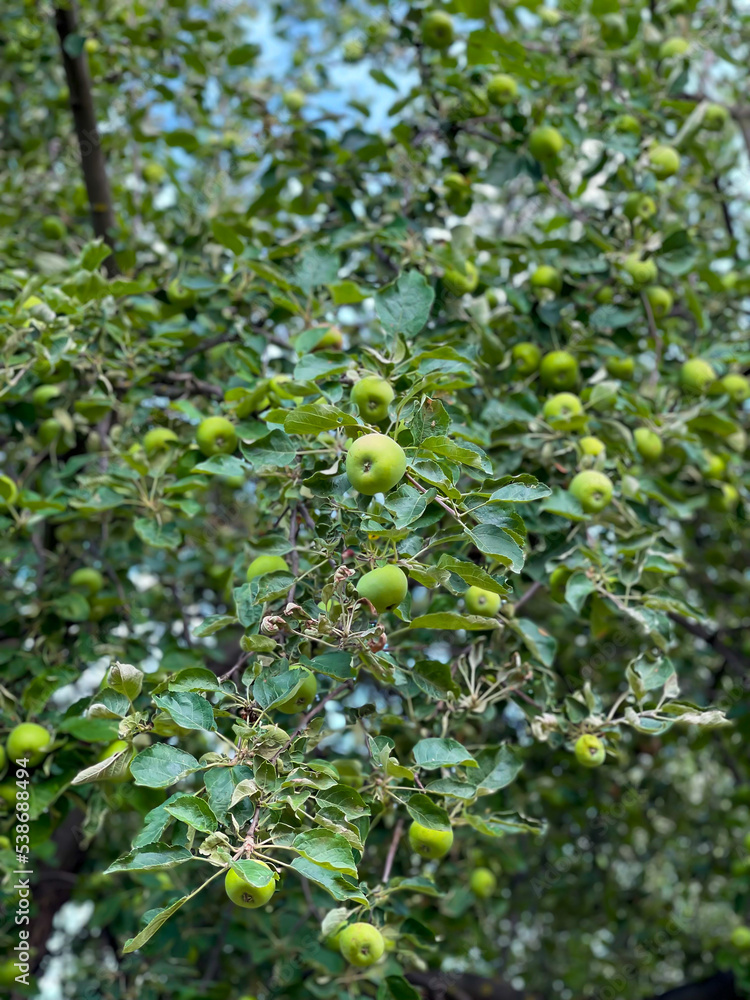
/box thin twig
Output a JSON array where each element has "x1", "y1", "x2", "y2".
[
  {"x1": 382, "y1": 819, "x2": 404, "y2": 883},
  {"x1": 287, "y1": 506, "x2": 299, "y2": 604},
  {"x1": 641, "y1": 291, "x2": 662, "y2": 388},
  {"x1": 219, "y1": 652, "x2": 250, "y2": 683},
  {"x1": 270, "y1": 680, "x2": 354, "y2": 763},
  {"x1": 514, "y1": 581, "x2": 542, "y2": 614}
]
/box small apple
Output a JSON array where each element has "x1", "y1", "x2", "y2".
[
  {"x1": 538, "y1": 6, "x2": 562, "y2": 24},
  {"x1": 338, "y1": 923, "x2": 385, "y2": 967},
  {"x1": 282, "y1": 89, "x2": 306, "y2": 112},
  {"x1": 623, "y1": 253, "x2": 658, "y2": 285},
  {"x1": 487, "y1": 73, "x2": 518, "y2": 106},
  {"x1": 543, "y1": 392, "x2": 584, "y2": 427},
  {"x1": 32, "y1": 384, "x2": 62, "y2": 408},
  {"x1": 0, "y1": 476, "x2": 18, "y2": 507},
  {"x1": 702, "y1": 452, "x2": 726, "y2": 480},
  {"x1": 645, "y1": 285, "x2": 673, "y2": 319},
  {"x1": 421, "y1": 11, "x2": 454, "y2": 50},
  {"x1": 606, "y1": 356, "x2": 635, "y2": 380},
  {"x1": 196, "y1": 416, "x2": 238, "y2": 456},
  {"x1": 97, "y1": 740, "x2": 131, "y2": 782},
  {"x1": 38, "y1": 417, "x2": 64, "y2": 446},
  {"x1": 529, "y1": 125, "x2": 564, "y2": 161},
  {"x1": 702, "y1": 103, "x2": 729, "y2": 131},
  {"x1": 613, "y1": 114, "x2": 640, "y2": 135},
  {"x1": 680, "y1": 358, "x2": 716, "y2": 393},
  {"x1": 343, "y1": 38, "x2": 364, "y2": 62},
  {"x1": 70, "y1": 567, "x2": 105, "y2": 595},
  {"x1": 719, "y1": 373, "x2": 750, "y2": 404},
  {"x1": 443, "y1": 261, "x2": 479, "y2": 296},
  {"x1": 42, "y1": 216, "x2": 66, "y2": 240},
  {"x1": 596, "y1": 285, "x2": 614, "y2": 304},
  {"x1": 624, "y1": 193, "x2": 657, "y2": 221},
  {"x1": 580, "y1": 436, "x2": 605, "y2": 457},
  {"x1": 569, "y1": 470, "x2": 614, "y2": 513},
  {"x1": 225, "y1": 863, "x2": 276, "y2": 908},
  {"x1": 351, "y1": 376, "x2": 395, "y2": 423},
  {"x1": 574, "y1": 734, "x2": 606, "y2": 767},
  {"x1": 469, "y1": 867, "x2": 497, "y2": 899},
  {"x1": 143, "y1": 162, "x2": 167, "y2": 183},
  {"x1": 444, "y1": 172, "x2": 471, "y2": 193},
  {"x1": 659, "y1": 36, "x2": 690, "y2": 59},
  {"x1": 649, "y1": 144, "x2": 681, "y2": 179},
  {"x1": 730, "y1": 927, "x2": 750, "y2": 950},
  {"x1": 356, "y1": 565, "x2": 408, "y2": 613},
  {"x1": 332, "y1": 759, "x2": 364, "y2": 789},
  {"x1": 408, "y1": 820, "x2": 454, "y2": 860},
  {"x1": 549, "y1": 565, "x2": 573, "y2": 602},
  {"x1": 0, "y1": 744, "x2": 5, "y2": 772},
  {"x1": 512, "y1": 342, "x2": 542, "y2": 375},
  {"x1": 345, "y1": 433, "x2": 407, "y2": 495},
  {"x1": 7, "y1": 723, "x2": 52, "y2": 766},
  {"x1": 539, "y1": 350, "x2": 579, "y2": 390},
  {"x1": 530, "y1": 265, "x2": 562, "y2": 294},
  {"x1": 247, "y1": 555, "x2": 289, "y2": 581},
  {"x1": 464, "y1": 586, "x2": 501, "y2": 617},
  {"x1": 143, "y1": 427, "x2": 179, "y2": 455},
  {"x1": 634, "y1": 427, "x2": 663, "y2": 462},
  {"x1": 312, "y1": 325, "x2": 344, "y2": 351},
  {"x1": 712, "y1": 483, "x2": 739, "y2": 511},
  {"x1": 276, "y1": 671, "x2": 317, "y2": 714},
  {"x1": 167, "y1": 279, "x2": 197, "y2": 308}
]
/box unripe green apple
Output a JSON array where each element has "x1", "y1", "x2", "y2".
[
  {"x1": 645, "y1": 285, "x2": 673, "y2": 319},
  {"x1": 225, "y1": 863, "x2": 276, "y2": 908},
  {"x1": 345, "y1": 433, "x2": 407, "y2": 495},
  {"x1": 70, "y1": 567, "x2": 105, "y2": 595},
  {"x1": 712, "y1": 483, "x2": 739, "y2": 511},
  {"x1": 543, "y1": 392, "x2": 583, "y2": 427},
  {"x1": 623, "y1": 193, "x2": 657, "y2": 222},
  {"x1": 167, "y1": 279, "x2": 197, "y2": 308},
  {"x1": 356, "y1": 565, "x2": 408, "y2": 613},
  {"x1": 312, "y1": 325, "x2": 344, "y2": 351},
  {"x1": 649, "y1": 144, "x2": 680, "y2": 179},
  {"x1": 574, "y1": 734, "x2": 606, "y2": 767},
  {"x1": 0, "y1": 476, "x2": 18, "y2": 507},
  {"x1": 569, "y1": 470, "x2": 614, "y2": 513},
  {"x1": 464, "y1": 586, "x2": 501, "y2": 617},
  {"x1": 606, "y1": 356, "x2": 635, "y2": 380},
  {"x1": 529, "y1": 125, "x2": 564, "y2": 160},
  {"x1": 0, "y1": 744, "x2": 6, "y2": 772},
  {"x1": 719, "y1": 373, "x2": 750, "y2": 404},
  {"x1": 595, "y1": 285, "x2": 614, "y2": 304},
  {"x1": 38, "y1": 417, "x2": 64, "y2": 446},
  {"x1": 539, "y1": 351, "x2": 579, "y2": 390},
  {"x1": 282, "y1": 89, "x2": 306, "y2": 112},
  {"x1": 443, "y1": 261, "x2": 479, "y2": 296},
  {"x1": 408, "y1": 820, "x2": 454, "y2": 860},
  {"x1": 143, "y1": 162, "x2": 167, "y2": 183},
  {"x1": 613, "y1": 114, "x2": 640, "y2": 135},
  {"x1": 470, "y1": 867, "x2": 497, "y2": 898},
  {"x1": 32, "y1": 384, "x2": 62, "y2": 408},
  {"x1": 730, "y1": 926, "x2": 750, "y2": 950},
  {"x1": 343, "y1": 38, "x2": 365, "y2": 62},
  {"x1": 247, "y1": 555, "x2": 289, "y2": 581},
  {"x1": 444, "y1": 172, "x2": 471, "y2": 193},
  {"x1": 276, "y1": 671, "x2": 317, "y2": 713},
  {"x1": 143, "y1": 427, "x2": 179, "y2": 455},
  {"x1": 42, "y1": 215, "x2": 66, "y2": 240},
  {"x1": 702, "y1": 103, "x2": 729, "y2": 131},
  {"x1": 538, "y1": 6, "x2": 562, "y2": 24},
  {"x1": 623, "y1": 253, "x2": 658, "y2": 285},
  {"x1": 659, "y1": 36, "x2": 690, "y2": 59},
  {"x1": 512, "y1": 342, "x2": 542, "y2": 375},
  {"x1": 680, "y1": 358, "x2": 716, "y2": 393},
  {"x1": 487, "y1": 73, "x2": 518, "y2": 106},
  {"x1": 702, "y1": 451, "x2": 726, "y2": 480},
  {"x1": 530, "y1": 265, "x2": 562, "y2": 294},
  {"x1": 351, "y1": 376, "x2": 395, "y2": 423},
  {"x1": 0, "y1": 835, "x2": 9, "y2": 850},
  {"x1": 549, "y1": 565, "x2": 573, "y2": 602},
  {"x1": 332, "y1": 758, "x2": 364, "y2": 789},
  {"x1": 580, "y1": 436, "x2": 605, "y2": 457},
  {"x1": 196, "y1": 416, "x2": 237, "y2": 456},
  {"x1": 634, "y1": 427, "x2": 663, "y2": 462},
  {"x1": 338, "y1": 923, "x2": 385, "y2": 967},
  {"x1": 7, "y1": 723, "x2": 52, "y2": 766},
  {"x1": 421, "y1": 10, "x2": 454, "y2": 49},
  {"x1": 97, "y1": 740, "x2": 131, "y2": 782}
]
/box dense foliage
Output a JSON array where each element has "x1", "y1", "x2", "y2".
[{"x1": 2, "y1": 0, "x2": 750, "y2": 998}]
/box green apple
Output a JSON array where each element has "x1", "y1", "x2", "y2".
[
  {"x1": 343, "y1": 38, "x2": 365, "y2": 62},
  {"x1": 356, "y1": 565, "x2": 408, "y2": 613},
  {"x1": 0, "y1": 476, "x2": 18, "y2": 507},
  {"x1": 443, "y1": 261, "x2": 479, "y2": 296},
  {"x1": 529, "y1": 125, "x2": 564, "y2": 161},
  {"x1": 32, "y1": 384, "x2": 62, "y2": 408},
  {"x1": 42, "y1": 215, "x2": 66, "y2": 240},
  {"x1": 702, "y1": 451, "x2": 726, "y2": 480},
  {"x1": 624, "y1": 193, "x2": 657, "y2": 221},
  {"x1": 606, "y1": 356, "x2": 635, "y2": 380},
  {"x1": 70, "y1": 567, "x2": 105, "y2": 595},
  {"x1": 530, "y1": 265, "x2": 562, "y2": 294},
  {"x1": 312, "y1": 325, "x2": 344, "y2": 351},
  {"x1": 167, "y1": 279, "x2": 197, "y2": 308},
  {"x1": 712, "y1": 483, "x2": 739, "y2": 511},
  {"x1": 408, "y1": 820, "x2": 454, "y2": 860},
  {"x1": 282, "y1": 89, "x2": 306, "y2": 112},
  {"x1": 730, "y1": 926, "x2": 750, "y2": 950},
  {"x1": 0, "y1": 743, "x2": 5, "y2": 772},
  {"x1": 595, "y1": 285, "x2": 614, "y2": 304},
  {"x1": 444, "y1": 172, "x2": 471, "y2": 193},
  {"x1": 7, "y1": 723, "x2": 52, "y2": 766},
  {"x1": 143, "y1": 162, "x2": 167, "y2": 183},
  {"x1": 421, "y1": 10, "x2": 454, "y2": 49},
  {"x1": 38, "y1": 417, "x2": 64, "y2": 446},
  {"x1": 464, "y1": 586, "x2": 501, "y2": 617},
  {"x1": 247, "y1": 555, "x2": 289, "y2": 581},
  {"x1": 539, "y1": 350, "x2": 579, "y2": 390},
  {"x1": 623, "y1": 253, "x2": 658, "y2": 285},
  {"x1": 196, "y1": 416, "x2": 237, "y2": 456},
  {"x1": 332, "y1": 759, "x2": 364, "y2": 789},
  {"x1": 659, "y1": 36, "x2": 690, "y2": 59},
  {"x1": 634, "y1": 427, "x2": 663, "y2": 462},
  {"x1": 469, "y1": 867, "x2": 497, "y2": 899},
  {"x1": 97, "y1": 740, "x2": 131, "y2": 782},
  {"x1": 543, "y1": 392, "x2": 583, "y2": 427},
  {"x1": 276, "y1": 671, "x2": 317, "y2": 713},
  {"x1": 0, "y1": 835, "x2": 10, "y2": 850},
  {"x1": 702, "y1": 103, "x2": 729, "y2": 131},
  {"x1": 680, "y1": 358, "x2": 716, "y2": 393},
  {"x1": 487, "y1": 73, "x2": 518, "y2": 106},
  {"x1": 512, "y1": 342, "x2": 542, "y2": 375},
  {"x1": 645, "y1": 285, "x2": 673, "y2": 319},
  {"x1": 549, "y1": 565, "x2": 573, "y2": 602},
  {"x1": 345, "y1": 433, "x2": 407, "y2": 495},
  {"x1": 143, "y1": 427, "x2": 179, "y2": 455},
  {"x1": 225, "y1": 863, "x2": 276, "y2": 908},
  {"x1": 351, "y1": 376, "x2": 395, "y2": 423},
  {"x1": 613, "y1": 114, "x2": 640, "y2": 135},
  {"x1": 538, "y1": 6, "x2": 562, "y2": 24},
  {"x1": 338, "y1": 923, "x2": 385, "y2": 967},
  {"x1": 569, "y1": 470, "x2": 614, "y2": 513},
  {"x1": 580, "y1": 436, "x2": 605, "y2": 457},
  {"x1": 719, "y1": 373, "x2": 750, "y2": 404},
  {"x1": 574, "y1": 734, "x2": 606, "y2": 767},
  {"x1": 649, "y1": 144, "x2": 681, "y2": 179}
]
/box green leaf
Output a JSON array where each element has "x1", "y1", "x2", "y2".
[
  {"x1": 242, "y1": 430, "x2": 296, "y2": 470},
  {"x1": 229, "y1": 859, "x2": 276, "y2": 886},
  {"x1": 510, "y1": 617, "x2": 557, "y2": 667},
  {"x1": 411, "y1": 660, "x2": 460, "y2": 699},
  {"x1": 164, "y1": 794, "x2": 218, "y2": 833},
  {"x1": 489, "y1": 476, "x2": 552, "y2": 503},
  {"x1": 383, "y1": 976, "x2": 422, "y2": 1000},
  {"x1": 408, "y1": 613, "x2": 502, "y2": 631},
  {"x1": 284, "y1": 403, "x2": 356, "y2": 435},
  {"x1": 412, "y1": 738, "x2": 477, "y2": 770},
  {"x1": 153, "y1": 692, "x2": 217, "y2": 731},
  {"x1": 294, "y1": 246, "x2": 340, "y2": 294},
  {"x1": 123, "y1": 896, "x2": 191, "y2": 954},
  {"x1": 253, "y1": 664, "x2": 305, "y2": 710},
  {"x1": 465, "y1": 524, "x2": 525, "y2": 572},
  {"x1": 57, "y1": 717, "x2": 119, "y2": 742},
  {"x1": 470, "y1": 746, "x2": 523, "y2": 794},
  {"x1": 204, "y1": 766, "x2": 256, "y2": 825},
  {"x1": 384, "y1": 484, "x2": 437, "y2": 528},
  {"x1": 405, "y1": 793, "x2": 451, "y2": 830},
  {"x1": 464, "y1": 812, "x2": 545, "y2": 838},
  {"x1": 289, "y1": 857, "x2": 368, "y2": 904},
  {"x1": 134, "y1": 518, "x2": 183, "y2": 549},
  {"x1": 193, "y1": 614, "x2": 238, "y2": 638},
  {"x1": 133, "y1": 794, "x2": 185, "y2": 849},
  {"x1": 436, "y1": 556, "x2": 509, "y2": 596},
  {"x1": 108, "y1": 662, "x2": 143, "y2": 700},
  {"x1": 130, "y1": 744, "x2": 202, "y2": 788},
  {"x1": 564, "y1": 571, "x2": 595, "y2": 613},
  {"x1": 375, "y1": 270, "x2": 434, "y2": 339},
  {"x1": 292, "y1": 829, "x2": 358, "y2": 878},
  {"x1": 168, "y1": 668, "x2": 223, "y2": 692},
  {"x1": 210, "y1": 220, "x2": 244, "y2": 255},
  {"x1": 104, "y1": 844, "x2": 193, "y2": 874},
  {"x1": 539, "y1": 488, "x2": 587, "y2": 521}
]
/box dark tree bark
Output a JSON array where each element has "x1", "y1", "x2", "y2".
[{"x1": 54, "y1": 3, "x2": 119, "y2": 275}]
